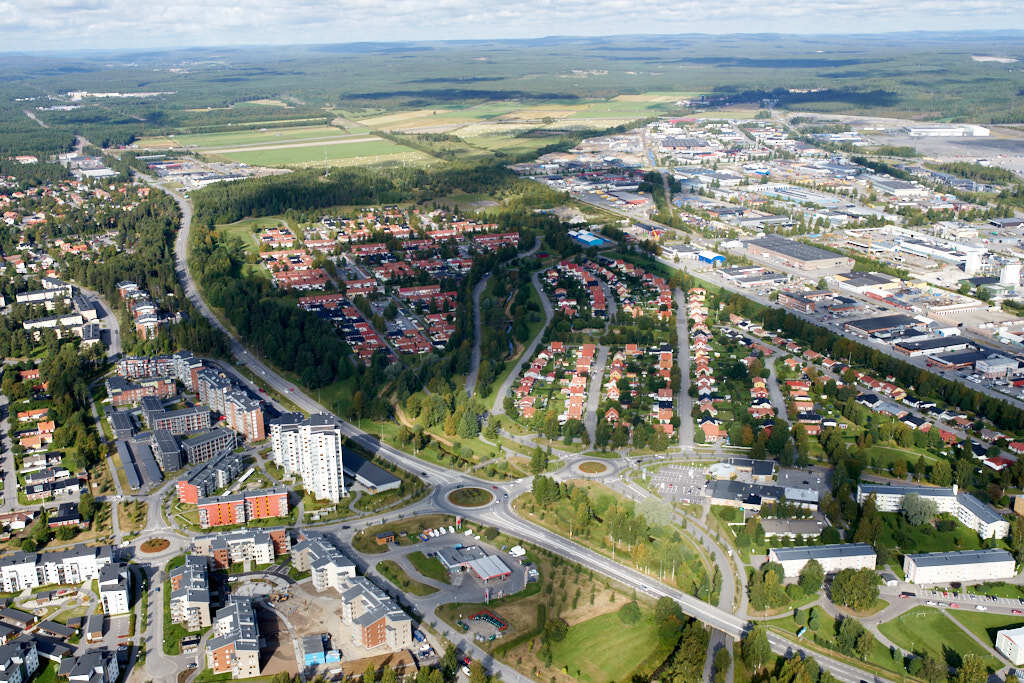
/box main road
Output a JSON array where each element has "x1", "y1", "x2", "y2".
[{"x1": 147, "y1": 178, "x2": 881, "y2": 683}]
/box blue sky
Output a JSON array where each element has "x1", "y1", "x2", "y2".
[{"x1": 1, "y1": 0, "x2": 1023, "y2": 51}]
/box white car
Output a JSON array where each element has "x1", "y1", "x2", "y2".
[{"x1": 976, "y1": 605, "x2": 987, "y2": 611}]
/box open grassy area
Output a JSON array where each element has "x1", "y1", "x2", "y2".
[
  {"x1": 949, "y1": 610, "x2": 1024, "y2": 650},
  {"x1": 138, "y1": 124, "x2": 355, "y2": 150},
  {"x1": 215, "y1": 138, "x2": 431, "y2": 167},
  {"x1": 878, "y1": 512, "x2": 995, "y2": 556},
  {"x1": 878, "y1": 606, "x2": 1003, "y2": 671},
  {"x1": 548, "y1": 611, "x2": 664, "y2": 683},
  {"x1": 117, "y1": 500, "x2": 147, "y2": 535},
  {"x1": 351, "y1": 514, "x2": 457, "y2": 555},
  {"x1": 376, "y1": 560, "x2": 438, "y2": 596},
  {"x1": 407, "y1": 551, "x2": 449, "y2": 584}
]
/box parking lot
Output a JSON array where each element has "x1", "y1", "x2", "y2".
[
  {"x1": 915, "y1": 587, "x2": 1024, "y2": 613},
  {"x1": 647, "y1": 465, "x2": 707, "y2": 503}
]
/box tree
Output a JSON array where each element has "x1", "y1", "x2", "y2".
[
  {"x1": 921, "y1": 652, "x2": 948, "y2": 682},
  {"x1": 901, "y1": 493, "x2": 938, "y2": 526},
  {"x1": 618, "y1": 601, "x2": 642, "y2": 624},
  {"x1": 362, "y1": 665, "x2": 377, "y2": 683},
  {"x1": 542, "y1": 617, "x2": 568, "y2": 643},
  {"x1": 952, "y1": 653, "x2": 986, "y2": 683},
  {"x1": 931, "y1": 459, "x2": 953, "y2": 486},
  {"x1": 529, "y1": 447, "x2": 548, "y2": 475},
  {"x1": 830, "y1": 568, "x2": 880, "y2": 611},
  {"x1": 741, "y1": 624, "x2": 771, "y2": 672},
  {"x1": 441, "y1": 643, "x2": 458, "y2": 679},
  {"x1": 78, "y1": 493, "x2": 97, "y2": 523},
  {"x1": 798, "y1": 559, "x2": 825, "y2": 595},
  {"x1": 469, "y1": 662, "x2": 487, "y2": 683}
]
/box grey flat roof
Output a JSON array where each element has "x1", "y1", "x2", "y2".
[
  {"x1": 957, "y1": 493, "x2": 1004, "y2": 526},
  {"x1": 747, "y1": 235, "x2": 843, "y2": 264},
  {"x1": 859, "y1": 483, "x2": 955, "y2": 498},
  {"x1": 116, "y1": 440, "x2": 142, "y2": 489},
  {"x1": 342, "y1": 449, "x2": 400, "y2": 488},
  {"x1": 836, "y1": 271, "x2": 897, "y2": 287},
  {"x1": 846, "y1": 314, "x2": 919, "y2": 333},
  {"x1": 906, "y1": 548, "x2": 1014, "y2": 567},
  {"x1": 894, "y1": 336, "x2": 974, "y2": 352},
  {"x1": 770, "y1": 543, "x2": 875, "y2": 561},
  {"x1": 133, "y1": 443, "x2": 163, "y2": 484}
]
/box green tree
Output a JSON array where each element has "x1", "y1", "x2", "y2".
[
  {"x1": 921, "y1": 652, "x2": 948, "y2": 682},
  {"x1": 529, "y1": 447, "x2": 548, "y2": 475},
  {"x1": 952, "y1": 653, "x2": 986, "y2": 683},
  {"x1": 542, "y1": 617, "x2": 568, "y2": 643},
  {"x1": 798, "y1": 559, "x2": 825, "y2": 595},
  {"x1": 931, "y1": 459, "x2": 953, "y2": 486},
  {"x1": 618, "y1": 600, "x2": 642, "y2": 624},
  {"x1": 79, "y1": 493, "x2": 97, "y2": 523},
  {"x1": 830, "y1": 568, "x2": 879, "y2": 611},
  {"x1": 902, "y1": 493, "x2": 938, "y2": 526},
  {"x1": 741, "y1": 624, "x2": 771, "y2": 672}
]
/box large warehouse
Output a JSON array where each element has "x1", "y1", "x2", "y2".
[
  {"x1": 768, "y1": 543, "x2": 877, "y2": 578},
  {"x1": 744, "y1": 235, "x2": 854, "y2": 274},
  {"x1": 844, "y1": 314, "x2": 921, "y2": 337},
  {"x1": 903, "y1": 549, "x2": 1016, "y2": 585}
]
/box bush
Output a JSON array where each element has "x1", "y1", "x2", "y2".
[{"x1": 618, "y1": 601, "x2": 642, "y2": 624}]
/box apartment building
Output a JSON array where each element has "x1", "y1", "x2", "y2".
[
  {"x1": 291, "y1": 533, "x2": 356, "y2": 592},
  {"x1": 105, "y1": 376, "x2": 176, "y2": 407},
  {"x1": 196, "y1": 370, "x2": 265, "y2": 442},
  {"x1": 57, "y1": 649, "x2": 119, "y2": 683},
  {"x1": 98, "y1": 563, "x2": 131, "y2": 615},
  {"x1": 857, "y1": 483, "x2": 1009, "y2": 539},
  {"x1": 181, "y1": 428, "x2": 236, "y2": 465},
  {"x1": 169, "y1": 555, "x2": 212, "y2": 631},
  {"x1": 768, "y1": 543, "x2": 877, "y2": 578},
  {"x1": 192, "y1": 528, "x2": 291, "y2": 570},
  {"x1": 904, "y1": 549, "x2": 1016, "y2": 585},
  {"x1": 207, "y1": 597, "x2": 261, "y2": 679},
  {"x1": 270, "y1": 413, "x2": 346, "y2": 503},
  {"x1": 176, "y1": 450, "x2": 245, "y2": 504},
  {"x1": 0, "y1": 637, "x2": 38, "y2": 683},
  {"x1": 339, "y1": 577, "x2": 412, "y2": 651},
  {"x1": 139, "y1": 396, "x2": 212, "y2": 436},
  {"x1": 116, "y1": 351, "x2": 204, "y2": 390},
  {"x1": 0, "y1": 545, "x2": 113, "y2": 592},
  {"x1": 196, "y1": 488, "x2": 289, "y2": 529}
]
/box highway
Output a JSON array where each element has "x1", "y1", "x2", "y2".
[{"x1": 139, "y1": 177, "x2": 884, "y2": 683}]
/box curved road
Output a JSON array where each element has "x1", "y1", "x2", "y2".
[
  {"x1": 491, "y1": 269, "x2": 553, "y2": 416},
  {"x1": 144, "y1": 178, "x2": 881, "y2": 683}
]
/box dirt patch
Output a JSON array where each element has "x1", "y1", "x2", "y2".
[
  {"x1": 342, "y1": 651, "x2": 417, "y2": 676},
  {"x1": 139, "y1": 538, "x2": 169, "y2": 553},
  {"x1": 258, "y1": 607, "x2": 297, "y2": 676},
  {"x1": 578, "y1": 461, "x2": 607, "y2": 474}
]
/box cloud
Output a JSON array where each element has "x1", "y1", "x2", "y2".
[{"x1": 0, "y1": 0, "x2": 1021, "y2": 51}]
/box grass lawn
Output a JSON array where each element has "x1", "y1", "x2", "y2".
[
  {"x1": 33, "y1": 660, "x2": 57, "y2": 683},
  {"x1": 948, "y1": 610, "x2": 1024, "y2": 649},
  {"x1": 447, "y1": 487, "x2": 494, "y2": 507},
  {"x1": 878, "y1": 606, "x2": 1003, "y2": 671},
  {"x1": 376, "y1": 560, "x2": 438, "y2": 596},
  {"x1": 407, "y1": 551, "x2": 450, "y2": 584},
  {"x1": 878, "y1": 512, "x2": 990, "y2": 555},
  {"x1": 548, "y1": 612, "x2": 663, "y2": 683},
  {"x1": 117, "y1": 500, "x2": 147, "y2": 534},
  {"x1": 965, "y1": 582, "x2": 1024, "y2": 599},
  {"x1": 351, "y1": 514, "x2": 456, "y2": 555}
]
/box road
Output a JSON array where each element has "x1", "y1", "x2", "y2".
[
  {"x1": 73, "y1": 283, "x2": 122, "y2": 358},
  {"x1": 464, "y1": 274, "x2": 491, "y2": 398},
  {"x1": 137, "y1": 177, "x2": 882, "y2": 683},
  {"x1": 582, "y1": 345, "x2": 609, "y2": 446},
  {"x1": 491, "y1": 269, "x2": 553, "y2": 416},
  {"x1": 674, "y1": 289, "x2": 695, "y2": 448}
]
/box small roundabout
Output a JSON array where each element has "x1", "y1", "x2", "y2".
[
  {"x1": 139, "y1": 537, "x2": 170, "y2": 553},
  {"x1": 576, "y1": 460, "x2": 608, "y2": 476},
  {"x1": 447, "y1": 487, "x2": 495, "y2": 507}
]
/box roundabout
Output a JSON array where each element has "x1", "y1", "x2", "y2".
[
  {"x1": 139, "y1": 537, "x2": 170, "y2": 553},
  {"x1": 446, "y1": 487, "x2": 494, "y2": 507},
  {"x1": 576, "y1": 460, "x2": 609, "y2": 475}
]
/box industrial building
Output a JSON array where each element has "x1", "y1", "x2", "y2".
[
  {"x1": 903, "y1": 549, "x2": 1016, "y2": 585},
  {"x1": 744, "y1": 235, "x2": 854, "y2": 274},
  {"x1": 892, "y1": 336, "x2": 975, "y2": 357},
  {"x1": 768, "y1": 543, "x2": 877, "y2": 578},
  {"x1": 845, "y1": 314, "x2": 921, "y2": 337}
]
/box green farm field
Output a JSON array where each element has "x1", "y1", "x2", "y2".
[{"x1": 211, "y1": 138, "x2": 432, "y2": 166}]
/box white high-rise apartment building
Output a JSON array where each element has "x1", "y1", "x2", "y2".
[{"x1": 270, "y1": 413, "x2": 346, "y2": 503}]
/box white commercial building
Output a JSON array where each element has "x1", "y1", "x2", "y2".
[
  {"x1": 0, "y1": 544, "x2": 113, "y2": 592},
  {"x1": 857, "y1": 483, "x2": 1009, "y2": 539},
  {"x1": 903, "y1": 549, "x2": 1016, "y2": 585},
  {"x1": 996, "y1": 626, "x2": 1024, "y2": 666},
  {"x1": 270, "y1": 413, "x2": 346, "y2": 503},
  {"x1": 768, "y1": 543, "x2": 877, "y2": 578}
]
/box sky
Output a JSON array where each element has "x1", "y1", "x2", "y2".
[{"x1": 1, "y1": 0, "x2": 1023, "y2": 52}]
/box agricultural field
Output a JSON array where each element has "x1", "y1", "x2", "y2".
[{"x1": 135, "y1": 124, "x2": 431, "y2": 168}]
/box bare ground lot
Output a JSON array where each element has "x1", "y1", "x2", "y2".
[{"x1": 258, "y1": 608, "x2": 297, "y2": 676}]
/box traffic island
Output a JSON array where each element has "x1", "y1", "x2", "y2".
[
  {"x1": 447, "y1": 487, "x2": 494, "y2": 507},
  {"x1": 577, "y1": 461, "x2": 608, "y2": 475},
  {"x1": 139, "y1": 538, "x2": 170, "y2": 553}
]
